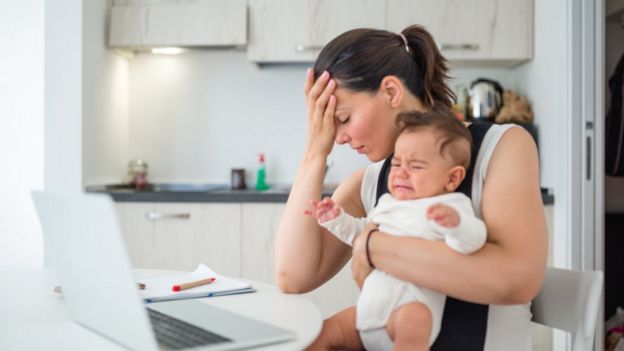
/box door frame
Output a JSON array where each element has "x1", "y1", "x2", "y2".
[{"x1": 564, "y1": 0, "x2": 605, "y2": 350}]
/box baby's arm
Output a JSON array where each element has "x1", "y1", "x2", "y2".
[
  {"x1": 427, "y1": 202, "x2": 487, "y2": 254},
  {"x1": 305, "y1": 197, "x2": 342, "y2": 223},
  {"x1": 305, "y1": 197, "x2": 366, "y2": 246}
]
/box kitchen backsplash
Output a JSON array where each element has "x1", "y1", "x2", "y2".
[{"x1": 86, "y1": 49, "x2": 520, "y2": 186}]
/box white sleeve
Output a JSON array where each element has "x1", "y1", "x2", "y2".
[
  {"x1": 319, "y1": 211, "x2": 367, "y2": 246},
  {"x1": 429, "y1": 203, "x2": 487, "y2": 255}
]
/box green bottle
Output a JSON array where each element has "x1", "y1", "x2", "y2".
[{"x1": 256, "y1": 153, "x2": 270, "y2": 191}]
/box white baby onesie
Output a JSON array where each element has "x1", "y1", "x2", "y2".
[{"x1": 320, "y1": 192, "x2": 487, "y2": 349}]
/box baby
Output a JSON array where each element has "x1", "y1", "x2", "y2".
[{"x1": 306, "y1": 110, "x2": 487, "y2": 351}]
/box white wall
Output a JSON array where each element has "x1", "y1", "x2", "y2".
[
  {"x1": 515, "y1": 0, "x2": 568, "y2": 268},
  {"x1": 124, "y1": 50, "x2": 517, "y2": 186},
  {"x1": 45, "y1": 0, "x2": 83, "y2": 192},
  {"x1": 516, "y1": 0, "x2": 567, "y2": 192},
  {"x1": 127, "y1": 51, "x2": 334, "y2": 185},
  {"x1": 44, "y1": 0, "x2": 92, "y2": 267},
  {"x1": 514, "y1": 1, "x2": 577, "y2": 349},
  {"x1": 0, "y1": 1, "x2": 44, "y2": 269},
  {"x1": 82, "y1": 0, "x2": 129, "y2": 186}
]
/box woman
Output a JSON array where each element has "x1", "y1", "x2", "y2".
[{"x1": 275, "y1": 25, "x2": 547, "y2": 350}]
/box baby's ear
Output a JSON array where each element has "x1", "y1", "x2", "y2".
[{"x1": 445, "y1": 166, "x2": 466, "y2": 192}]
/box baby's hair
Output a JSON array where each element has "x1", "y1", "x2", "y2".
[{"x1": 395, "y1": 110, "x2": 472, "y2": 169}]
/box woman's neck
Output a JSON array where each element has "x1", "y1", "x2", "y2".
[{"x1": 400, "y1": 93, "x2": 426, "y2": 112}]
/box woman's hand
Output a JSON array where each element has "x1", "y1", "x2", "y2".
[
  {"x1": 303, "y1": 68, "x2": 337, "y2": 159},
  {"x1": 351, "y1": 222, "x2": 378, "y2": 289}
]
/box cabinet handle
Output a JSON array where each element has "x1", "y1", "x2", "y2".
[
  {"x1": 586, "y1": 136, "x2": 592, "y2": 181},
  {"x1": 439, "y1": 43, "x2": 479, "y2": 51},
  {"x1": 295, "y1": 44, "x2": 323, "y2": 52},
  {"x1": 145, "y1": 212, "x2": 191, "y2": 220}
]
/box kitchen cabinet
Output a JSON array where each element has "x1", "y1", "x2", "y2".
[
  {"x1": 240, "y1": 203, "x2": 283, "y2": 283},
  {"x1": 247, "y1": 0, "x2": 385, "y2": 62},
  {"x1": 116, "y1": 202, "x2": 242, "y2": 277},
  {"x1": 386, "y1": 0, "x2": 533, "y2": 66},
  {"x1": 109, "y1": 0, "x2": 247, "y2": 49},
  {"x1": 116, "y1": 201, "x2": 359, "y2": 318},
  {"x1": 303, "y1": 264, "x2": 360, "y2": 318},
  {"x1": 116, "y1": 201, "x2": 553, "y2": 319},
  {"x1": 248, "y1": 0, "x2": 532, "y2": 65},
  {"x1": 116, "y1": 202, "x2": 155, "y2": 269},
  {"x1": 240, "y1": 203, "x2": 360, "y2": 318}
]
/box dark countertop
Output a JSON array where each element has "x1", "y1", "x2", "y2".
[
  {"x1": 86, "y1": 183, "x2": 555, "y2": 205},
  {"x1": 85, "y1": 183, "x2": 334, "y2": 203}
]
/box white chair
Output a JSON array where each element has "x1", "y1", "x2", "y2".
[{"x1": 531, "y1": 267, "x2": 604, "y2": 351}]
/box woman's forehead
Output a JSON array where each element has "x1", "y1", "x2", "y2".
[{"x1": 334, "y1": 87, "x2": 377, "y2": 108}]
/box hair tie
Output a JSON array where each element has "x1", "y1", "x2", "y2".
[{"x1": 398, "y1": 33, "x2": 410, "y2": 54}]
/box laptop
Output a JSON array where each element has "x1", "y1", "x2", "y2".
[{"x1": 32, "y1": 191, "x2": 295, "y2": 350}]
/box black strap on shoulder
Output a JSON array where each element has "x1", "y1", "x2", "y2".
[
  {"x1": 374, "y1": 156, "x2": 393, "y2": 207},
  {"x1": 455, "y1": 122, "x2": 491, "y2": 198},
  {"x1": 374, "y1": 122, "x2": 493, "y2": 350}
]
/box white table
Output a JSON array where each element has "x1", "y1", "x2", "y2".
[{"x1": 0, "y1": 269, "x2": 322, "y2": 351}]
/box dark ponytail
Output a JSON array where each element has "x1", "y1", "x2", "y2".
[
  {"x1": 313, "y1": 25, "x2": 455, "y2": 110},
  {"x1": 401, "y1": 25, "x2": 454, "y2": 109}
]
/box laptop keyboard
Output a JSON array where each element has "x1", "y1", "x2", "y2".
[{"x1": 148, "y1": 308, "x2": 232, "y2": 349}]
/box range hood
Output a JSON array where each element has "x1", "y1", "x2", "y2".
[{"x1": 108, "y1": 0, "x2": 247, "y2": 50}]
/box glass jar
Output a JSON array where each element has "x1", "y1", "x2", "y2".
[{"x1": 128, "y1": 159, "x2": 148, "y2": 188}]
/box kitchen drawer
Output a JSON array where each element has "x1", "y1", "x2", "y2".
[{"x1": 116, "y1": 202, "x2": 242, "y2": 277}]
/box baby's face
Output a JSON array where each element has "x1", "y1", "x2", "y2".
[{"x1": 388, "y1": 130, "x2": 457, "y2": 200}]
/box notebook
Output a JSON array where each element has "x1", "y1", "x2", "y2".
[
  {"x1": 141, "y1": 264, "x2": 256, "y2": 303},
  {"x1": 32, "y1": 191, "x2": 295, "y2": 350}
]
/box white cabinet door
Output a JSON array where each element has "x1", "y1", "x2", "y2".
[
  {"x1": 240, "y1": 203, "x2": 285, "y2": 283},
  {"x1": 301, "y1": 262, "x2": 360, "y2": 319},
  {"x1": 248, "y1": 0, "x2": 385, "y2": 62},
  {"x1": 150, "y1": 203, "x2": 242, "y2": 275},
  {"x1": 150, "y1": 203, "x2": 204, "y2": 271},
  {"x1": 386, "y1": 0, "x2": 533, "y2": 65},
  {"x1": 116, "y1": 202, "x2": 156, "y2": 269},
  {"x1": 197, "y1": 203, "x2": 242, "y2": 278},
  {"x1": 109, "y1": 0, "x2": 247, "y2": 48},
  {"x1": 241, "y1": 202, "x2": 359, "y2": 318},
  {"x1": 116, "y1": 202, "x2": 242, "y2": 276}
]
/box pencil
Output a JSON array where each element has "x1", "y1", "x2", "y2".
[{"x1": 172, "y1": 277, "x2": 216, "y2": 292}]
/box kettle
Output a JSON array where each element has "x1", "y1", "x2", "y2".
[{"x1": 469, "y1": 78, "x2": 504, "y2": 121}]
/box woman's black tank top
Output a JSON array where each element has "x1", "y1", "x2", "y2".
[{"x1": 374, "y1": 122, "x2": 493, "y2": 350}]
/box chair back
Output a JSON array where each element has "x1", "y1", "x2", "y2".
[{"x1": 531, "y1": 267, "x2": 604, "y2": 351}]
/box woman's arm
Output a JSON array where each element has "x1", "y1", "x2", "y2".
[
  {"x1": 357, "y1": 127, "x2": 548, "y2": 305},
  {"x1": 274, "y1": 69, "x2": 367, "y2": 293},
  {"x1": 275, "y1": 169, "x2": 365, "y2": 293}
]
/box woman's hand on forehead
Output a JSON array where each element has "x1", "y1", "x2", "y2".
[{"x1": 304, "y1": 69, "x2": 338, "y2": 158}]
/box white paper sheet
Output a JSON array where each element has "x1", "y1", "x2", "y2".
[{"x1": 139, "y1": 263, "x2": 254, "y2": 303}]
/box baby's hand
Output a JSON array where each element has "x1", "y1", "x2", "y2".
[
  {"x1": 304, "y1": 197, "x2": 342, "y2": 223},
  {"x1": 427, "y1": 203, "x2": 460, "y2": 228}
]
